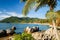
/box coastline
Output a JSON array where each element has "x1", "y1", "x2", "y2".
[{"x1": 0, "y1": 23, "x2": 50, "y2": 25}]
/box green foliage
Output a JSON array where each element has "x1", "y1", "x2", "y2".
[
  {"x1": 46, "y1": 10, "x2": 60, "y2": 19},
  {"x1": 22, "y1": 0, "x2": 35, "y2": 16},
  {"x1": 14, "y1": 33, "x2": 34, "y2": 40},
  {"x1": 14, "y1": 34, "x2": 22, "y2": 40},
  {"x1": 0, "y1": 16, "x2": 51, "y2": 23},
  {"x1": 46, "y1": 10, "x2": 57, "y2": 19},
  {"x1": 56, "y1": 10, "x2": 60, "y2": 15},
  {"x1": 21, "y1": 0, "x2": 57, "y2": 15},
  {"x1": 56, "y1": 10, "x2": 60, "y2": 18}
]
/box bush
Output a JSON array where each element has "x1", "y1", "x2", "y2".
[{"x1": 14, "y1": 33, "x2": 34, "y2": 40}]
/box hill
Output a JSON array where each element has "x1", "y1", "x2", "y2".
[{"x1": 0, "y1": 16, "x2": 50, "y2": 23}]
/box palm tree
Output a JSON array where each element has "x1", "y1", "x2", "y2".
[
  {"x1": 55, "y1": 10, "x2": 60, "y2": 26},
  {"x1": 56, "y1": 10, "x2": 60, "y2": 18},
  {"x1": 46, "y1": 10, "x2": 60, "y2": 40},
  {"x1": 21, "y1": 0, "x2": 57, "y2": 15},
  {"x1": 21, "y1": 0, "x2": 60, "y2": 40}
]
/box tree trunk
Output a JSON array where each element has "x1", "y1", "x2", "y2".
[
  {"x1": 50, "y1": 5, "x2": 53, "y2": 11},
  {"x1": 52, "y1": 20, "x2": 60, "y2": 40},
  {"x1": 50, "y1": 5, "x2": 60, "y2": 40}
]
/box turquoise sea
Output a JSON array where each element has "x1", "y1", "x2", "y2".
[{"x1": 0, "y1": 23, "x2": 50, "y2": 33}]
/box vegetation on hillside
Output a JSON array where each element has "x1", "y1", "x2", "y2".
[{"x1": 0, "y1": 16, "x2": 51, "y2": 23}]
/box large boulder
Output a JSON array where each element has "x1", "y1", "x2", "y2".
[
  {"x1": 6, "y1": 29, "x2": 15, "y2": 35},
  {"x1": 32, "y1": 32, "x2": 44, "y2": 40},
  {"x1": 32, "y1": 28, "x2": 57, "y2": 40},
  {"x1": 6, "y1": 26, "x2": 16, "y2": 35},
  {"x1": 24, "y1": 27, "x2": 31, "y2": 34},
  {"x1": 0, "y1": 30, "x2": 7, "y2": 37},
  {"x1": 24, "y1": 26, "x2": 39, "y2": 34},
  {"x1": 32, "y1": 26, "x2": 39, "y2": 32},
  {"x1": 0, "y1": 26, "x2": 16, "y2": 37},
  {"x1": 43, "y1": 28, "x2": 57, "y2": 40}
]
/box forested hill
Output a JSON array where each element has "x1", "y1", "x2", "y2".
[{"x1": 0, "y1": 16, "x2": 51, "y2": 23}]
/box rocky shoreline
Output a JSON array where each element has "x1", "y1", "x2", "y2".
[
  {"x1": 0, "y1": 26, "x2": 16, "y2": 38},
  {"x1": 24, "y1": 26, "x2": 60, "y2": 40},
  {"x1": 0, "y1": 26, "x2": 60, "y2": 40}
]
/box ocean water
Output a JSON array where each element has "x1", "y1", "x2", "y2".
[{"x1": 0, "y1": 23, "x2": 50, "y2": 33}]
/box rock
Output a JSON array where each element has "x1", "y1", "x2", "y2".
[
  {"x1": 32, "y1": 32, "x2": 44, "y2": 40},
  {"x1": 24, "y1": 26, "x2": 39, "y2": 34},
  {"x1": 0, "y1": 30, "x2": 7, "y2": 37},
  {"x1": 30, "y1": 28, "x2": 34, "y2": 33},
  {"x1": 32, "y1": 26, "x2": 39, "y2": 32},
  {"x1": 43, "y1": 28, "x2": 57, "y2": 40},
  {"x1": 32, "y1": 28, "x2": 57, "y2": 40},
  {"x1": 0, "y1": 26, "x2": 16, "y2": 37},
  {"x1": 11, "y1": 26, "x2": 16, "y2": 30},
  {"x1": 6, "y1": 29, "x2": 15, "y2": 35},
  {"x1": 44, "y1": 28, "x2": 54, "y2": 35},
  {"x1": 8, "y1": 36, "x2": 14, "y2": 40},
  {"x1": 24, "y1": 26, "x2": 31, "y2": 34},
  {"x1": 6, "y1": 26, "x2": 16, "y2": 35}
]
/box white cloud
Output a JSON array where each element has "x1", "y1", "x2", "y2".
[
  {"x1": 6, "y1": 12, "x2": 17, "y2": 16},
  {"x1": 0, "y1": 15, "x2": 10, "y2": 18},
  {"x1": 0, "y1": 14, "x2": 11, "y2": 20},
  {"x1": 7, "y1": 12, "x2": 24, "y2": 17},
  {"x1": 6, "y1": 12, "x2": 24, "y2": 17},
  {"x1": 0, "y1": 11, "x2": 24, "y2": 20}
]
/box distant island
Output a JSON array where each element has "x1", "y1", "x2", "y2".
[{"x1": 0, "y1": 16, "x2": 51, "y2": 23}]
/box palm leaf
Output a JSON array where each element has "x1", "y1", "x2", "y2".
[
  {"x1": 35, "y1": 0, "x2": 57, "y2": 11},
  {"x1": 22, "y1": 0, "x2": 57, "y2": 16},
  {"x1": 35, "y1": 0, "x2": 48, "y2": 11},
  {"x1": 22, "y1": 0, "x2": 35, "y2": 16},
  {"x1": 46, "y1": 10, "x2": 57, "y2": 19},
  {"x1": 55, "y1": 10, "x2": 60, "y2": 18}
]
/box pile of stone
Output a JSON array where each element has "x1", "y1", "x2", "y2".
[
  {"x1": 0, "y1": 26, "x2": 16, "y2": 37},
  {"x1": 32, "y1": 28, "x2": 58, "y2": 40},
  {"x1": 8, "y1": 27, "x2": 60, "y2": 40},
  {"x1": 24, "y1": 26, "x2": 39, "y2": 34}
]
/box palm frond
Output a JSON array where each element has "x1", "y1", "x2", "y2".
[
  {"x1": 22, "y1": 0, "x2": 57, "y2": 16},
  {"x1": 35, "y1": 0, "x2": 48, "y2": 11},
  {"x1": 22, "y1": 0, "x2": 35, "y2": 16},
  {"x1": 46, "y1": 10, "x2": 58, "y2": 19},
  {"x1": 55, "y1": 10, "x2": 60, "y2": 18}
]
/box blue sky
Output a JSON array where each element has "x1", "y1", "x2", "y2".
[{"x1": 0, "y1": 0, "x2": 60, "y2": 20}]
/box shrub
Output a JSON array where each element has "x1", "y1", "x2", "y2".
[{"x1": 14, "y1": 33, "x2": 34, "y2": 40}]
